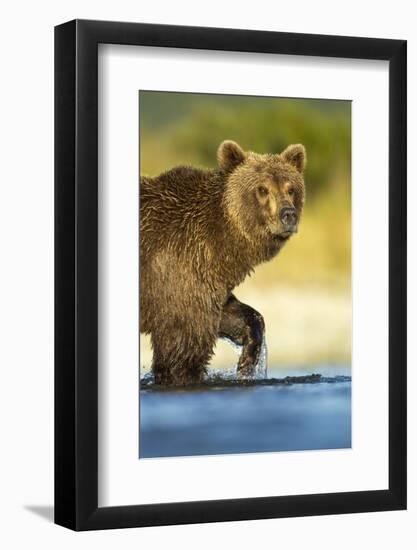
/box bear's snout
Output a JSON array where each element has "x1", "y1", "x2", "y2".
[{"x1": 279, "y1": 207, "x2": 298, "y2": 229}]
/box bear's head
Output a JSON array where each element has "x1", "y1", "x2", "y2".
[{"x1": 219, "y1": 140, "x2": 306, "y2": 255}]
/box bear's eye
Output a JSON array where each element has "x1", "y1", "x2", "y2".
[
  {"x1": 288, "y1": 187, "x2": 295, "y2": 197},
  {"x1": 258, "y1": 185, "x2": 269, "y2": 198}
]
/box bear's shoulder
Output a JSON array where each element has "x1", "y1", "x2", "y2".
[{"x1": 141, "y1": 165, "x2": 223, "y2": 197}]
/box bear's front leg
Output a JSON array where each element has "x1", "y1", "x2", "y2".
[
  {"x1": 219, "y1": 294, "x2": 265, "y2": 378},
  {"x1": 151, "y1": 321, "x2": 216, "y2": 386}
]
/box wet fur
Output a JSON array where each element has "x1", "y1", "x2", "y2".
[{"x1": 140, "y1": 141, "x2": 306, "y2": 385}]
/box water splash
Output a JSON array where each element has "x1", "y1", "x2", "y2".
[
  {"x1": 215, "y1": 335, "x2": 268, "y2": 381},
  {"x1": 140, "y1": 336, "x2": 269, "y2": 387},
  {"x1": 140, "y1": 370, "x2": 155, "y2": 385},
  {"x1": 256, "y1": 335, "x2": 268, "y2": 380},
  {"x1": 217, "y1": 336, "x2": 243, "y2": 380}
]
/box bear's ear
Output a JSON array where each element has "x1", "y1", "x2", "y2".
[
  {"x1": 281, "y1": 144, "x2": 307, "y2": 173},
  {"x1": 217, "y1": 140, "x2": 246, "y2": 171}
]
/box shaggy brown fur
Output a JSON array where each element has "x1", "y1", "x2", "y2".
[{"x1": 140, "y1": 140, "x2": 306, "y2": 385}]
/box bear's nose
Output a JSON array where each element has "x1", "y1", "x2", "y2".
[{"x1": 280, "y1": 207, "x2": 298, "y2": 227}]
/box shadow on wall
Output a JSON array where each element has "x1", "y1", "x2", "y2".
[{"x1": 24, "y1": 505, "x2": 54, "y2": 523}]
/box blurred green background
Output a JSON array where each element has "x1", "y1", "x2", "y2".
[{"x1": 139, "y1": 91, "x2": 351, "y2": 368}]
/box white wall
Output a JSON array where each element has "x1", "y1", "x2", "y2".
[{"x1": 0, "y1": 1, "x2": 415, "y2": 548}]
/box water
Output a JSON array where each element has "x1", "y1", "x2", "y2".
[
  {"x1": 139, "y1": 365, "x2": 351, "y2": 459},
  {"x1": 218, "y1": 334, "x2": 268, "y2": 380}
]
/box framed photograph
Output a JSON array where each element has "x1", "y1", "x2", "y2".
[{"x1": 55, "y1": 19, "x2": 406, "y2": 530}]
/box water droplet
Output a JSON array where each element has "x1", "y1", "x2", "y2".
[{"x1": 255, "y1": 335, "x2": 268, "y2": 380}]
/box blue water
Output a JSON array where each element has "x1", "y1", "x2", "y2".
[{"x1": 139, "y1": 366, "x2": 351, "y2": 459}]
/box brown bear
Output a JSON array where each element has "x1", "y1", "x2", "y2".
[{"x1": 140, "y1": 140, "x2": 306, "y2": 385}]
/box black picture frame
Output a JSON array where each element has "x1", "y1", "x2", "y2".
[{"x1": 55, "y1": 19, "x2": 407, "y2": 531}]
